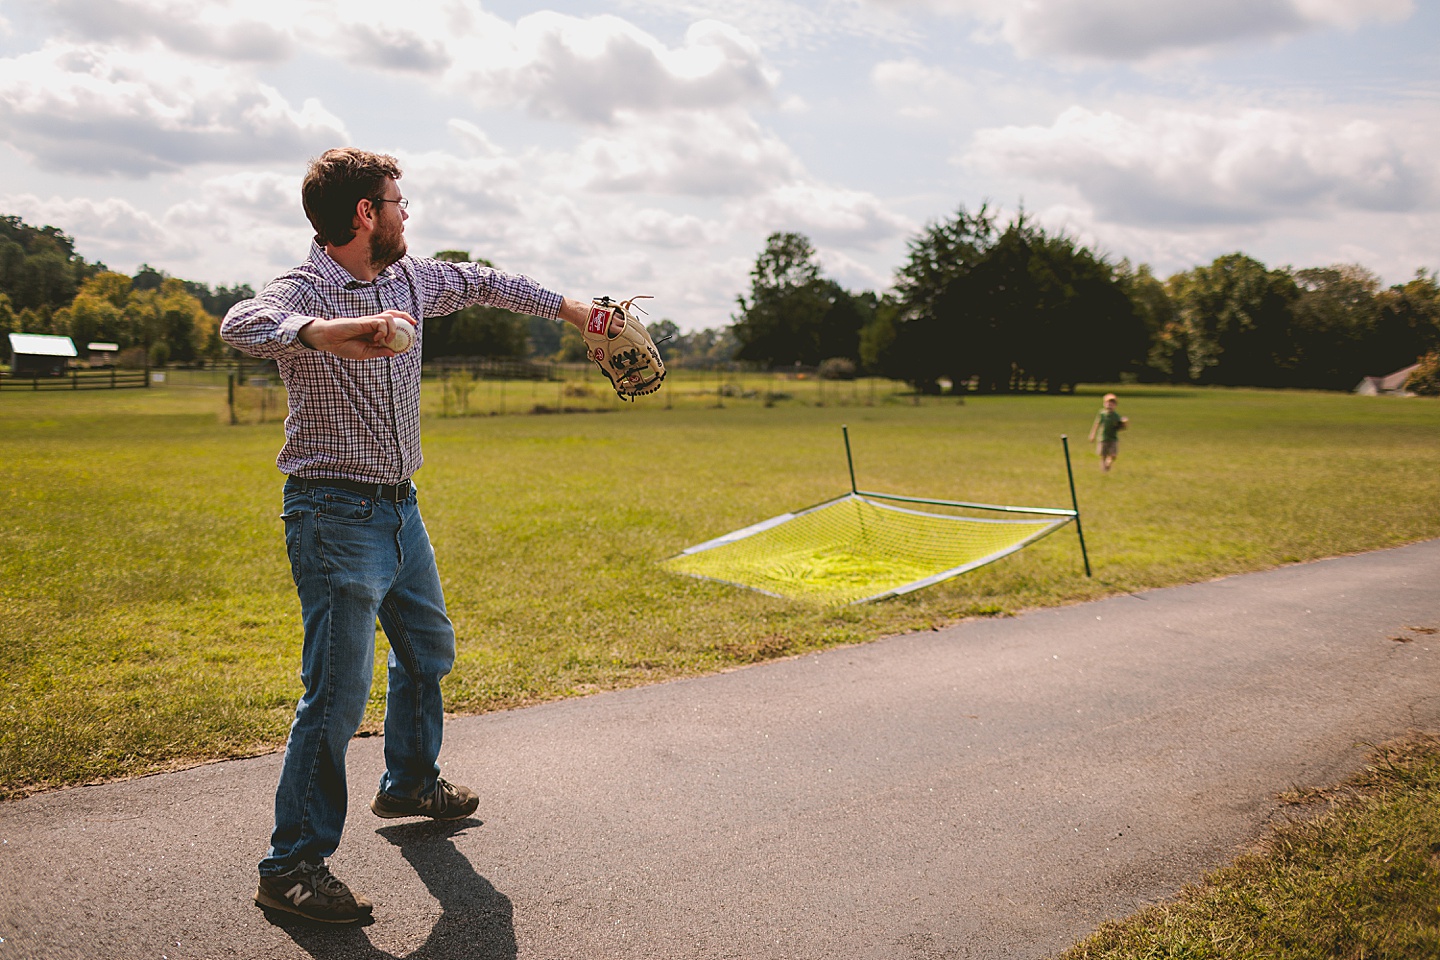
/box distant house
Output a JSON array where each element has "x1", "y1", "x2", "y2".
[
  {"x1": 1353, "y1": 363, "x2": 1419, "y2": 397},
  {"x1": 8, "y1": 333, "x2": 78, "y2": 377},
  {"x1": 86, "y1": 342, "x2": 120, "y2": 367}
]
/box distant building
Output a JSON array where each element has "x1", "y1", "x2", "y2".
[
  {"x1": 8, "y1": 333, "x2": 78, "y2": 377},
  {"x1": 1353, "y1": 363, "x2": 1419, "y2": 397},
  {"x1": 86, "y1": 342, "x2": 120, "y2": 367}
]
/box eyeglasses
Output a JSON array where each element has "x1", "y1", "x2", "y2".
[{"x1": 372, "y1": 197, "x2": 409, "y2": 210}]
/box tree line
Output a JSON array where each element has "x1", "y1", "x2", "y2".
[
  {"x1": 0, "y1": 215, "x2": 253, "y2": 365},
  {"x1": 0, "y1": 219, "x2": 732, "y2": 370},
  {"x1": 6, "y1": 208, "x2": 1437, "y2": 391},
  {"x1": 729, "y1": 207, "x2": 1440, "y2": 394}
]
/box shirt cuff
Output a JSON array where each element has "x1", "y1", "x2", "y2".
[
  {"x1": 278, "y1": 315, "x2": 322, "y2": 353},
  {"x1": 534, "y1": 287, "x2": 564, "y2": 321}
]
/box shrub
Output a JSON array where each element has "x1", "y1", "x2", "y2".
[{"x1": 1405, "y1": 351, "x2": 1440, "y2": 396}]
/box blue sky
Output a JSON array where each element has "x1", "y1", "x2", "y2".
[{"x1": 0, "y1": 0, "x2": 1434, "y2": 329}]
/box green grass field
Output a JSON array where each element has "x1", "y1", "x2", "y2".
[
  {"x1": 2, "y1": 376, "x2": 1438, "y2": 800},
  {"x1": 1061, "y1": 733, "x2": 1440, "y2": 959}
]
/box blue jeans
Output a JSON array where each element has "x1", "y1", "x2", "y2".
[{"x1": 259, "y1": 479, "x2": 456, "y2": 876}]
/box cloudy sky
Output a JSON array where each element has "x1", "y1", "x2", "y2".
[{"x1": 0, "y1": 0, "x2": 1434, "y2": 329}]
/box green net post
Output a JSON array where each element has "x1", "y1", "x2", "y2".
[
  {"x1": 1062, "y1": 434, "x2": 1092, "y2": 577},
  {"x1": 842, "y1": 424, "x2": 857, "y2": 494}
]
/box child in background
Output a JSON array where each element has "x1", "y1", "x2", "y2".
[{"x1": 1087, "y1": 393, "x2": 1128, "y2": 473}]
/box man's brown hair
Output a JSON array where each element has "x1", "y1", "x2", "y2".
[{"x1": 301, "y1": 148, "x2": 403, "y2": 247}]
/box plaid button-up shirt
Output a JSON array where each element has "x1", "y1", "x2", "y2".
[{"x1": 222, "y1": 243, "x2": 563, "y2": 483}]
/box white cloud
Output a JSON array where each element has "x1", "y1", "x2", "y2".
[
  {"x1": 865, "y1": 0, "x2": 1413, "y2": 60},
  {"x1": 576, "y1": 109, "x2": 801, "y2": 196},
  {"x1": 0, "y1": 191, "x2": 178, "y2": 256},
  {"x1": 198, "y1": 171, "x2": 303, "y2": 226},
  {"x1": 871, "y1": 58, "x2": 976, "y2": 120},
  {"x1": 448, "y1": 15, "x2": 778, "y2": 124},
  {"x1": 965, "y1": 105, "x2": 1436, "y2": 227},
  {"x1": 34, "y1": 0, "x2": 295, "y2": 62},
  {"x1": 0, "y1": 41, "x2": 347, "y2": 176},
  {"x1": 615, "y1": 0, "x2": 921, "y2": 49},
  {"x1": 734, "y1": 182, "x2": 913, "y2": 247},
  {"x1": 29, "y1": 2, "x2": 779, "y2": 124}
]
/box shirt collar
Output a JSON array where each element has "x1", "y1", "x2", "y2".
[{"x1": 307, "y1": 241, "x2": 400, "y2": 289}]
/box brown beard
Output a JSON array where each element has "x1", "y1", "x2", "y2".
[{"x1": 369, "y1": 216, "x2": 408, "y2": 271}]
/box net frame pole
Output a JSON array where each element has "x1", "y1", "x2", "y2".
[
  {"x1": 1062, "y1": 434, "x2": 1092, "y2": 577},
  {"x1": 842, "y1": 424, "x2": 858, "y2": 495}
]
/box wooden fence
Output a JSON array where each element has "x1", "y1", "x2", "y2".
[{"x1": 0, "y1": 369, "x2": 150, "y2": 391}]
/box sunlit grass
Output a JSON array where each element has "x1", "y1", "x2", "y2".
[
  {"x1": 2, "y1": 379, "x2": 1438, "y2": 797},
  {"x1": 1060, "y1": 733, "x2": 1440, "y2": 959}
]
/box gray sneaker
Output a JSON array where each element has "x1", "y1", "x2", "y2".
[
  {"x1": 255, "y1": 861, "x2": 373, "y2": 924},
  {"x1": 370, "y1": 777, "x2": 479, "y2": 820}
]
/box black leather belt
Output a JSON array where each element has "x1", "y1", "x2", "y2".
[{"x1": 293, "y1": 477, "x2": 413, "y2": 501}]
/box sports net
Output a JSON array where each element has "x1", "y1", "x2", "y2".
[{"x1": 663, "y1": 493, "x2": 1072, "y2": 605}]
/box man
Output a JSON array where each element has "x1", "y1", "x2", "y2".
[
  {"x1": 1087, "y1": 392, "x2": 1128, "y2": 473},
  {"x1": 222, "y1": 148, "x2": 608, "y2": 924}
]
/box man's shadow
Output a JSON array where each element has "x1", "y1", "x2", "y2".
[{"x1": 264, "y1": 819, "x2": 516, "y2": 960}]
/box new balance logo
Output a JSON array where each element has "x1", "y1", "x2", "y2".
[{"x1": 285, "y1": 883, "x2": 314, "y2": 906}]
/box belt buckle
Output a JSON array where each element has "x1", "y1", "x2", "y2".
[{"x1": 387, "y1": 480, "x2": 408, "y2": 501}]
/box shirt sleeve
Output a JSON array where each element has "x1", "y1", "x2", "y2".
[
  {"x1": 408, "y1": 257, "x2": 564, "y2": 320},
  {"x1": 220, "y1": 277, "x2": 323, "y2": 360}
]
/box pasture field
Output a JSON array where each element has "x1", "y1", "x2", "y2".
[{"x1": 2, "y1": 374, "x2": 1438, "y2": 798}]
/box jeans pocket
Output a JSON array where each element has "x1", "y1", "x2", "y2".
[
  {"x1": 316, "y1": 491, "x2": 375, "y2": 524},
  {"x1": 282, "y1": 509, "x2": 305, "y2": 586}
]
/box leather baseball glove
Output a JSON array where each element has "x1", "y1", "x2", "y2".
[{"x1": 583, "y1": 296, "x2": 666, "y2": 399}]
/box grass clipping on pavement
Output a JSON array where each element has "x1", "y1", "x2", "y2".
[{"x1": 1060, "y1": 732, "x2": 1440, "y2": 960}]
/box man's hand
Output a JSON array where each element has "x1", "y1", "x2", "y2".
[
  {"x1": 559, "y1": 297, "x2": 624, "y2": 335},
  {"x1": 299, "y1": 310, "x2": 415, "y2": 359}
]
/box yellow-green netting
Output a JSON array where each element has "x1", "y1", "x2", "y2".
[{"x1": 663, "y1": 493, "x2": 1071, "y2": 605}]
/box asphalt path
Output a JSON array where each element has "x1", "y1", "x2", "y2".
[{"x1": 3, "y1": 539, "x2": 1438, "y2": 960}]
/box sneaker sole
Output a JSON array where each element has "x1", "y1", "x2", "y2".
[
  {"x1": 254, "y1": 889, "x2": 373, "y2": 924},
  {"x1": 371, "y1": 794, "x2": 478, "y2": 817},
  {"x1": 369, "y1": 797, "x2": 478, "y2": 820}
]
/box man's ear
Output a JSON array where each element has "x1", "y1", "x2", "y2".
[{"x1": 351, "y1": 197, "x2": 375, "y2": 236}]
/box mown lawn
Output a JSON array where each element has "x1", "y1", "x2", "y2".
[
  {"x1": 2, "y1": 378, "x2": 1438, "y2": 798},
  {"x1": 1061, "y1": 733, "x2": 1440, "y2": 959}
]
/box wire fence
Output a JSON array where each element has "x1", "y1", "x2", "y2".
[
  {"x1": 420, "y1": 366, "x2": 937, "y2": 417},
  {"x1": 5, "y1": 358, "x2": 942, "y2": 421}
]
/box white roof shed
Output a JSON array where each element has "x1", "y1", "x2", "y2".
[{"x1": 9, "y1": 333, "x2": 78, "y2": 357}]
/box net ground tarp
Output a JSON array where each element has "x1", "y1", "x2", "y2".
[{"x1": 663, "y1": 493, "x2": 1072, "y2": 605}]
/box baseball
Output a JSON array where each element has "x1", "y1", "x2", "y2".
[{"x1": 385, "y1": 319, "x2": 415, "y2": 354}]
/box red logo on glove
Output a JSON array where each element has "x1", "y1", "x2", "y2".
[{"x1": 587, "y1": 306, "x2": 611, "y2": 335}]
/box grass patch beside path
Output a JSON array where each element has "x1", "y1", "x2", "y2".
[
  {"x1": 1059, "y1": 733, "x2": 1440, "y2": 960},
  {"x1": 2, "y1": 382, "x2": 1439, "y2": 798}
]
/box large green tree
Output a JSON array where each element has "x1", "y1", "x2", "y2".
[
  {"x1": 1168, "y1": 254, "x2": 1299, "y2": 387},
  {"x1": 55, "y1": 271, "x2": 214, "y2": 362},
  {"x1": 1372, "y1": 270, "x2": 1440, "y2": 376},
  {"x1": 874, "y1": 205, "x2": 998, "y2": 392},
  {"x1": 1116, "y1": 261, "x2": 1182, "y2": 383},
  {"x1": 0, "y1": 216, "x2": 104, "y2": 314},
  {"x1": 1287, "y1": 264, "x2": 1382, "y2": 390},
  {"x1": 879, "y1": 211, "x2": 1140, "y2": 393},
  {"x1": 732, "y1": 232, "x2": 867, "y2": 367}
]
